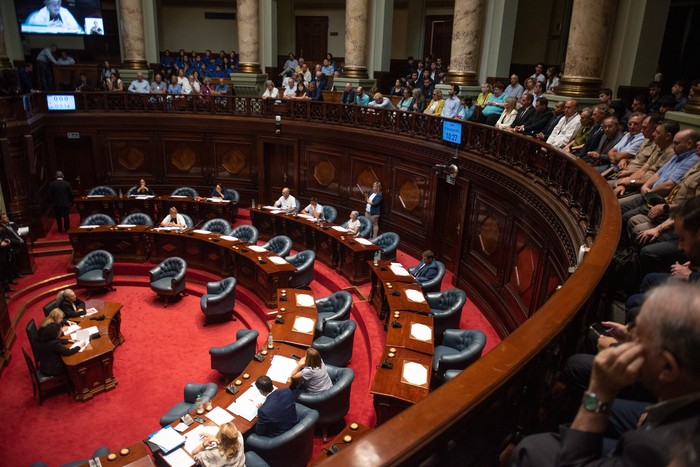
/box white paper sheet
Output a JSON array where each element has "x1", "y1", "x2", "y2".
[
  {"x1": 83, "y1": 307, "x2": 99, "y2": 317},
  {"x1": 86, "y1": 195, "x2": 105, "y2": 198},
  {"x1": 248, "y1": 245, "x2": 267, "y2": 253},
  {"x1": 134, "y1": 195, "x2": 155, "y2": 199},
  {"x1": 226, "y1": 385, "x2": 269, "y2": 421},
  {"x1": 389, "y1": 264, "x2": 411, "y2": 276},
  {"x1": 355, "y1": 237, "x2": 373, "y2": 246},
  {"x1": 17, "y1": 226, "x2": 29, "y2": 236},
  {"x1": 79, "y1": 225, "x2": 99, "y2": 229},
  {"x1": 151, "y1": 426, "x2": 186, "y2": 453},
  {"x1": 266, "y1": 355, "x2": 298, "y2": 383},
  {"x1": 270, "y1": 209, "x2": 284, "y2": 214},
  {"x1": 410, "y1": 323, "x2": 432, "y2": 342},
  {"x1": 332, "y1": 226, "x2": 348, "y2": 232},
  {"x1": 297, "y1": 213, "x2": 314, "y2": 219},
  {"x1": 206, "y1": 197, "x2": 223, "y2": 203},
  {"x1": 295, "y1": 294, "x2": 315, "y2": 307},
  {"x1": 292, "y1": 316, "x2": 315, "y2": 334},
  {"x1": 162, "y1": 448, "x2": 195, "y2": 467},
  {"x1": 70, "y1": 326, "x2": 99, "y2": 341},
  {"x1": 193, "y1": 229, "x2": 211, "y2": 234},
  {"x1": 183, "y1": 425, "x2": 219, "y2": 454},
  {"x1": 174, "y1": 422, "x2": 189, "y2": 433},
  {"x1": 116, "y1": 224, "x2": 136, "y2": 228},
  {"x1": 220, "y1": 235, "x2": 239, "y2": 242},
  {"x1": 263, "y1": 205, "x2": 277, "y2": 210},
  {"x1": 402, "y1": 361, "x2": 429, "y2": 387},
  {"x1": 62, "y1": 324, "x2": 80, "y2": 335},
  {"x1": 170, "y1": 195, "x2": 188, "y2": 198},
  {"x1": 153, "y1": 226, "x2": 181, "y2": 231},
  {"x1": 268, "y1": 256, "x2": 287, "y2": 265},
  {"x1": 405, "y1": 289, "x2": 426, "y2": 303},
  {"x1": 205, "y1": 406, "x2": 234, "y2": 426}
]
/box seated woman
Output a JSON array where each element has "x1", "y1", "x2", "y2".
[
  {"x1": 290, "y1": 348, "x2": 333, "y2": 393},
  {"x1": 191, "y1": 421, "x2": 245, "y2": 467},
  {"x1": 476, "y1": 83, "x2": 493, "y2": 107},
  {"x1": 161, "y1": 207, "x2": 187, "y2": 228},
  {"x1": 397, "y1": 87, "x2": 414, "y2": 111},
  {"x1": 36, "y1": 309, "x2": 87, "y2": 376},
  {"x1": 303, "y1": 197, "x2": 323, "y2": 219},
  {"x1": 495, "y1": 96, "x2": 518, "y2": 129},
  {"x1": 456, "y1": 96, "x2": 475, "y2": 121},
  {"x1": 423, "y1": 89, "x2": 444, "y2": 116},
  {"x1": 262, "y1": 80, "x2": 279, "y2": 100},
  {"x1": 210, "y1": 183, "x2": 235, "y2": 200},
  {"x1": 132, "y1": 178, "x2": 154, "y2": 195},
  {"x1": 56, "y1": 288, "x2": 86, "y2": 318},
  {"x1": 346, "y1": 211, "x2": 361, "y2": 236},
  {"x1": 106, "y1": 72, "x2": 123, "y2": 92}
]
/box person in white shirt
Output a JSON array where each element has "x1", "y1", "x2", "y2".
[
  {"x1": 160, "y1": 207, "x2": 187, "y2": 228},
  {"x1": 303, "y1": 197, "x2": 324, "y2": 219},
  {"x1": 56, "y1": 51, "x2": 75, "y2": 65},
  {"x1": 274, "y1": 187, "x2": 297, "y2": 213},
  {"x1": 26, "y1": 0, "x2": 83, "y2": 33},
  {"x1": 346, "y1": 211, "x2": 361, "y2": 236},
  {"x1": 128, "y1": 72, "x2": 151, "y2": 93},
  {"x1": 546, "y1": 99, "x2": 581, "y2": 149},
  {"x1": 495, "y1": 97, "x2": 519, "y2": 129},
  {"x1": 262, "y1": 80, "x2": 279, "y2": 100}
]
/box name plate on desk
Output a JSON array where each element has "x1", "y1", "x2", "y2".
[{"x1": 401, "y1": 361, "x2": 429, "y2": 388}]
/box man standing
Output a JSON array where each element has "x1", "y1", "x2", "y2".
[
  {"x1": 47, "y1": 170, "x2": 73, "y2": 233},
  {"x1": 440, "y1": 84, "x2": 462, "y2": 119},
  {"x1": 504, "y1": 74, "x2": 524, "y2": 99},
  {"x1": 254, "y1": 376, "x2": 299, "y2": 437},
  {"x1": 36, "y1": 44, "x2": 58, "y2": 90}
]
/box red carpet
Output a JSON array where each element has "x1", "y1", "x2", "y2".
[{"x1": 0, "y1": 216, "x2": 500, "y2": 466}]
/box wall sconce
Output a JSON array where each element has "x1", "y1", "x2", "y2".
[{"x1": 275, "y1": 115, "x2": 281, "y2": 135}]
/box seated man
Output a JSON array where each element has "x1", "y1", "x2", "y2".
[
  {"x1": 409, "y1": 250, "x2": 439, "y2": 284},
  {"x1": 74, "y1": 72, "x2": 92, "y2": 92},
  {"x1": 341, "y1": 82, "x2": 356, "y2": 105},
  {"x1": 304, "y1": 81, "x2": 323, "y2": 101},
  {"x1": 355, "y1": 87, "x2": 370, "y2": 106},
  {"x1": 161, "y1": 207, "x2": 187, "y2": 228},
  {"x1": 254, "y1": 376, "x2": 299, "y2": 437},
  {"x1": 612, "y1": 114, "x2": 662, "y2": 181},
  {"x1": 581, "y1": 116, "x2": 623, "y2": 167},
  {"x1": 514, "y1": 97, "x2": 552, "y2": 137},
  {"x1": 563, "y1": 107, "x2": 593, "y2": 154},
  {"x1": 128, "y1": 72, "x2": 151, "y2": 93},
  {"x1": 274, "y1": 187, "x2": 297, "y2": 213},
  {"x1": 600, "y1": 112, "x2": 646, "y2": 172},
  {"x1": 367, "y1": 93, "x2": 395, "y2": 109},
  {"x1": 545, "y1": 100, "x2": 581, "y2": 149},
  {"x1": 56, "y1": 288, "x2": 86, "y2": 318},
  {"x1": 303, "y1": 197, "x2": 323, "y2": 219}
]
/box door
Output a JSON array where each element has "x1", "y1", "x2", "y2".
[
  {"x1": 53, "y1": 136, "x2": 97, "y2": 196},
  {"x1": 296, "y1": 16, "x2": 328, "y2": 62},
  {"x1": 423, "y1": 15, "x2": 453, "y2": 63},
  {"x1": 262, "y1": 142, "x2": 297, "y2": 204},
  {"x1": 432, "y1": 178, "x2": 468, "y2": 272}
]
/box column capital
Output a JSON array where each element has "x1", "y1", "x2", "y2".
[
  {"x1": 556, "y1": 77, "x2": 603, "y2": 99},
  {"x1": 685, "y1": 84, "x2": 700, "y2": 115},
  {"x1": 446, "y1": 71, "x2": 478, "y2": 87}
]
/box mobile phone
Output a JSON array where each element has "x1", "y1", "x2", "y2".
[
  {"x1": 590, "y1": 323, "x2": 612, "y2": 336},
  {"x1": 291, "y1": 353, "x2": 302, "y2": 361},
  {"x1": 193, "y1": 416, "x2": 206, "y2": 424}
]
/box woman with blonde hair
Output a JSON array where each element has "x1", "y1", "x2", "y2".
[
  {"x1": 423, "y1": 89, "x2": 445, "y2": 116},
  {"x1": 495, "y1": 96, "x2": 519, "y2": 129},
  {"x1": 476, "y1": 83, "x2": 493, "y2": 107},
  {"x1": 36, "y1": 308, "x2": 86, "y2": 376},
  {"x1": 290, "y1": 347, "x2": 333, "y2": 393},
  {"x1": 192, "y1": 421, "x2": 245, "y2": 467}
]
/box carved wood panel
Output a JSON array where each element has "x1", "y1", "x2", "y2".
[
  {"x1": 390, "y1": 165, "x2": 429, "y2": 225},
  {"x1": 304, "y1": 148, "x2": 344, "y2": 198},
  {"x1": 106, "y1": 137, "x2": 154, "y2": 177},
  {"x1": 213, "y1": 140, "x2": 254, "y2": 184},
  {"x1": 162, "y1": 138, "x2": 204, "y2": 177}
]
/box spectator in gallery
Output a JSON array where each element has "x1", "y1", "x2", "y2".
[
  {"x1": 262, "y1": 80, "x2": 279, "y2": 100},
  {"x1": 672, "y1": 80, "x2": 690, "y2": 112},
  {"x1": 456, "y1": 96, "x2": 475, "y2": 121},
  {"x1": 409, "y1": 88, "x2": 426, "y2": 113},
  {"x1": 368, "y1": 92, "x2": 395, "y2": 110},
  {"x1": 128, "y1": 72, "x2": 151, "y2": 93},
  {"x1": 56, "y1": 51, "x2": 75, "y2": 65},
  {"x1": 106, "y1": 71, "x2": 123, "y2": 92},
  {"x1": 341, "y1": 82, "x2": 356, "y2": 105},
  {"x1": 355, "y1": 87, "x2": 370, "y2": 106},
  {"x1": 74, "y1": 71, "x2": 92, "y2": 92},
  {"x1": 476, "y1": 83, "x2": 493, "y2": 108},
  {"x1": 167, "y1": 75, "x2": 182, "y2": 94},
  {"x1": 397, "y1": 87, "x2": 413, "y2": 111}
]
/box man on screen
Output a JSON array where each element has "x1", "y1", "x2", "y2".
[{"x1": 26, "y1": 0, "x2": 83, "y2": 33}]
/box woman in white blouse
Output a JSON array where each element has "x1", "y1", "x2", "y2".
[
  {"x1": 346, "y1": 211, "x2": 361, "y2": 236},
  {"x1": 262, "y1": 80, "x2": 280, "y2": 99},
  {"x1": 495, "y1": 97, "x2": 518, "y2": 129}
]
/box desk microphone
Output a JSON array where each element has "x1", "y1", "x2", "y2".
[
  {"x1": 90, "y1": 314, "x2": 106, "y2": 321},
  {"x1": 392, "y1": 290, "x2": 400, "y2": 296},
  {"x1": 324, "y1": 445, "x2": 340, "y2": 455},
  {"x1": 381, "y1": 359, "x2": 393, "y2": 369},
  {"x1": 391, "y1": 320, "x2": 402, "y2": 328}
]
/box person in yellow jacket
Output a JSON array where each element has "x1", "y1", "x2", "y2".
[{"x1": 424, "y1": 89, "x2": 445, "y2": 116}]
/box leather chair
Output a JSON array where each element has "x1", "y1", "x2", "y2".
[
  {"x1": 295, "y1": 198, "x2": 301, "y2": 213},
  {"x1": 126, "y1": 186, "x2": 138, "y2": 196},
  {"x1": 231, "y1": 225, "x2": 259, "y2": 245},
  {"x1": 426, "y1": 288, "x2": 467, "y2": 345},
  {"x1": 432, "y1": 329, "x2": 486, "y2": 382},
  {"x1": 244, "y1": 452, "x2": 270, "y2": 467},
  {"x1": 286, "y1": 250, "x2": 315, "y2": 288},
  {"x1": 314, "y1": 291, "x2": 352, "y2": 333},
  {"x1": 444, "y1": 369, "x2": 462, "y2": 382},
  {"x1": 87, "y1": 186, "x2": 117, "y2": 196},
  {"x1": 22, "y1": 348, "x2": 68, "y2": 405},
  {"x1": 261, "y1": 235, "x2": 292, "y2": 258},
  {"x1": 81, "y1": 213, "x2": 116, "y2": 226},
  {"x1": 341, "y1": 215, "x2": 371, "y2": 238},
  {"x1": 322, "y1": 205, "x2": 337, "y2": 223},
  {"x1": 26, "y1": 319, "x2": 39, "y2": 365},
  {"x1": 370, "y1": 232, "x2": 400, "y2": 262},
  {"x1": 159, "y1": 382, "x2": 218, "y2": 426},
  {"x1": 296, "y1": 365, "x2": 354, "y2": 441},
  {"x1": 171, "y1": 187, "x2": 199, "y2": 198},
  {"x1": 202, "y1": 218, "x2": 233, "y2": 235},
  {"x1": 224, "y1": 188, "x2": 240, "y2": 203},
  {"x1": 43, "y1": 300, "x2": 57, "y2": 317},
  {"x1": 209, "y1": 329, "x2": 259, "y2": 378},
  {"x1": 121, "y1": 212, "x2": 153, "y2": 226},
  {"x1": 180, "y1": 213, "x2": 194, "y2": 228},
  {"x1": 74, "y1": 249, "x2": 115, "y2": 296},
  {"x1": 33, "y1": 447, "x2": 111, "y2": 467},
  {"x1": 200, "y1": 277, "x2": 237, "y2": 325},
  {"x1": 419, "y1": 260, "x2": 446, "y2": 294},
  {"x1": 312, "y1": 320, "x2": 356, "y2": 367},
  {"x1": 149, "y1": 257, "x2": 187, "y2": 306},
  {"x1": 245, "y1": 403, "x2": 319, "y2": 467}
]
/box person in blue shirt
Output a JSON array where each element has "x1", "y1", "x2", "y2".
[
  {"x1": 457, "y1": 96, "x2": 475, "y2": 121},
  {"x1": 305, "y1": 81, "x2": 323, "y2": 101},
  {"x1": 167, "y1": 75, "x2": 182, "y2": 94},
  {"x1": 210, "y1": 183, "x2": 235, "y2": 200},
  {"x1": 364, "y1": 181, "x2": 382, "y2": 238},
  {"x1": 355, "y1": 87, "x2": 370, "y2": 106},
  {"x1": 409, "y1": 250, "x2": 439, "y2": 284},
  {"x1": 481, "y1": 82, "x2": 508, "y2": 125}
]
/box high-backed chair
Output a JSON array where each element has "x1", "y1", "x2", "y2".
[
  {"x1": 245, "y1": 403, "x2": 319, "y2": 467},
  {"x1": 26, "y1": 319, "x2": 39, "y2": 365},
  {"x1": 370, "y1": 232, "x2": 400, "y2": 262},
  {"x1": 314, "y1": 291, "x2": 352, "y2": 333},
  {"x1": 74, "y1": 249, "x2": 115, "y2": 296},
  {"x1": 426, "y1": 288, "x2": 467, "y2": 345},
  {"x1": 171, "y1": 187, "x2": 199, "y2": 198},
  {"x1": 261, "y1": 235, "x2": 292, "y2": 258},
  {"x1": 87, "y1": 186, "x2": 117, "y2": 196},
  {"x1": 121, "y1": 212, "x2": 153, "y2": 226},
  {"x1": 202, "y1": 218, "x2": 233, "y2": 235},
  {"x1": 341, "y1": 215, "x2": 371, "y2": 238},
  {"x1": 443, "y1": 369, "x2": 462, "y2": 383},
  {"x1": 43, "y1": 300, "x2": 57, "y2": 317},
  {"x1": 419, "y1": 260, "x2": 446, "y2": 294},
  {"x1": 244, "y1": 452, "x2": 271, "y2": 467},
  {"x1": 200, "y1": 277, "x2": 237, "y2": 325},
  {"x1": 22, "y1": 348, "x2": 69, "y2": 405},
  {"x1": 81, "y1": 213, "x2": 116, "y2": 226},
  {"x1": 224, "y1": 188, "x2": 240, "y2": 203},
  {"x1": 286, "y1": 250, "x2": 315, "y2": 288},
  {"x1": 296, "y1": 365, "x2": 354, "y2": 441},
  {"x1": 295, "y1": 198, "x2": 301, "y2": 213},
  {"x1": 159, "y1": 382, "x2": 218, "y2": 426},
  {"x1": 231, "y1": 225, "x2": 259, "y2": 245},
  {"x1": 209, "y1": 329, "x2": 259, "y2": 378},
  {"x1": 180, "y1": 213, "x2": 194, "y2": 228},
  {"x1": 322, "y1": 205, "x2": 337, "y2": 223},
  {"x1": 149, "y1": 257, "x2": 187, "y2": 306},
  {"x1": 126, "y1": 186, "x2": 138, "y2": 196},
  {"x1": 312, "y1": 320, "x2": 356, "y2": 367},
  {"x1": 432, "y1": 329, "x2": 486, "y2": 382}
]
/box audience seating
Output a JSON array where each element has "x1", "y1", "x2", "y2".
[
  {"x1": 74, "y1": 250, "x2": 115, "y2": 296},
  {"x1": 180, "y1": 213, "x2": 194, "y2": 228},
  {"x1": 312, "y1": 320, "x2": 356, "y2": 367},
  {"x1": 296, "y1": 365, "x2": 355, "y2": 441},
  {"x1": 81, "y1": 213, "x2": 116, "y2": 226},
  {"x1": 25, "y1": 319, "x2": 39, "y2": 366},
  {"x1": 224, "y1": 188, "x2": 240, "y2": 203},
  {"x1": 22, "y1": 348, "x2": 69, "y2": 405},
  {"x1": 121, "y1": 212, "x2": 153, "y2": 225},
  {"x1": 245, "y1": 403, "x2": 319, "y2": 467},
  {"x1": 426, "y1": 288, "x2": 467, "y2": 345},
  {"x1": 418, "y1": 260, "x2": 446, "y2": 294},
  {"x1": 261, "y1": 235, "x2": 293, "y2": 258},
  {"x1": 42, "y1": 300, "x2": 57, "y2": 317},
  {"x1": 209, "y1": 329, "x2": 259, "y2": 379},
  {"x1": 432, "y1": 329, "x2": 486, "y2": 383},
  {"x1": 149, "y1": 257, "x2": 187, "y2": 306},
  {"x1": 87, "y1": 186, "x2": 117, "y2": 196},
  {"x1": 202, "y1": 217, "x2": 233, "y2": 235},
  {"x1": 370, "y1": 232, "x2": 400, "y2": 262},
  {"x1": 231, "y1": 225, "x2": 259, "y2": 245},
  {"x1": 314, "y1": 291, "x2": 352, "y2": 333},
  {"x1": 200, "y1": 277, "x2": 237, "y2": 325},
  {"x1": 322, "y1": 205, "x2": 337, "y2": 223},
  {"x1": 341, "y1": 215, "x2": 371, "y2": 238},
  {"x1": 286, "y1": 250, "x2": 315, "y2": 288},
  {"x1": 171, "y1": 187, "x2": 199, "y2": 198},
  {"x1": 159, "y1": 382, "x2": 218, "y2": 426}
]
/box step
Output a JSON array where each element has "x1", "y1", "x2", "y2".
[
  {"x1": 31, "y1": 247, "x2": 73, "y2": 257},
  {"x1": 33, "y1": 239, "x2": 72, "y2": 248}
]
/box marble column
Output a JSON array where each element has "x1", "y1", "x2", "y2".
[
  {"x1": 557, "y1": 0, "x2": 618, "y2": 98},
  {"x1": 0, "y1": 14, "x2": 11, "y2": 69},
  {"x1": 237, "y1": 0, "x2": 261, "y2": 73},
  {"x1": 446, "y1": 0, "x2": 485, "y2": 86},
  {"x1": 118, "y1": 0, "x2": 148, "y2": 69},
  {"x1": 344, "y1": 0, "x2": 370, "y2": 79}
]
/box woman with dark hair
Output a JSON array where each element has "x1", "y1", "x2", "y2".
[
  {"x1": 390, "y1": 79, "x2": 404, "y2": 97},
  {"x1": 106, "y1": 71, "x2": 123, "y2": 92},
  {"x1": 191, "y1": 422, "x2": 245, "y2": 467},
  {"x1": 36, "y1": 309, "x2": 86, "y2": 376},
  {"x1": 131, "y1": 178, "x2": 153, "y2": 195},
  {"x1": 290, "y1": 348, "x2": 333, "y2": 393}
]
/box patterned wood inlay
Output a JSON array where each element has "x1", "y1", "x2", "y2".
[
  {"x1": 313, "y1": 159, "x2": 336, "y2": 187},
  {"x1": 220, "y1": 148, "x2": 247, "y2": 175},
  {"x1": 398, "y1": 180, "x2": 420, "y2": 211},
  {"x1": 117, "y1": 146, "x2": 145, "y2": 171},
  {"x1": 171, "y1": 144, "x2": 198, "y2": 172}
]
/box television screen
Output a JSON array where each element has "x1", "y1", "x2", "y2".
[
  {"x1": 46, "y1": 94, "x2": 76, "y2": 110},
  {"x1": 16, "y1": 0, "x2": 105, "y2": 36},
  {"x1": 442, "y1": 120, "x2": 462, "y2": 145}
]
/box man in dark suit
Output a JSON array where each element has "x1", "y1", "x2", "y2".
[
  {"x1": 409, "y1": 250, "x2": 439, "y2": 284},
  {"x1": 254, "y1": 376, "x2": 299, "y2": 437},
  {"x1": 47, "y1": 170, "x2": 73, "y2": 232},
  {"x1": 0, "y1": 212, "x2": 25, "y2": 285},
  {"x1": 509, "y1": 93, "x2": 536, "y2": 130},
  {"x1": 56, "y1": 288, "x2": 86, "y2": 318},
  {"x1": 514, "y1": 97, "x2": 552, "y2": 137},
  {"x1": 535, "y1": 100, "x2": 565, "y2": 141},
  {"x1": 341, "y1": 82, "x2": 356, "y2": 105}
]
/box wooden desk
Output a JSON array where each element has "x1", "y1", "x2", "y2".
[
  {"x1": 154, "y1": 195, "x2": 238, "y2": 224},
  {"x1": 370, "y1": 347, "x2": 432, "y2": 425},
  {"x1": 368, "y1": 260, "x2": 416, "y2": 317},
  {"x1": 80, "y1": 442, "x2": 155, "y2": 467},
  {"x1": 69, "y1": 225, "x2": 151, "y2": 263},
  {"x1": 62, "y1": 301, "x2": 123, "y2": 402},
  {"x1": 309, "y1": 423, "x2": 372, "y2": 466},
  {"x1": 250, "y1": 207, "x2": 380, "y2": 284},
  {"x1": 271, "y1": 310, "x2": 317, "y2": 349},
  {"x1": 385, "y1": 312, "x2": 434, "y2": 356}
]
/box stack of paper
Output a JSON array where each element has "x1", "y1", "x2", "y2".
[
  {"x1": 116, "y1": 224, "x2": 136, "y2": 228},
  {"x1": 170, "y1": 195, "x2": 187, "y2": 198},
  {"x1": 266, "y1": 355, "x2": 298, "y2": 383},
  {"x1": 205, "y1": 406, "x2": 234, "y2": 426},
  {"x1": 206, "y1": 197, "x2": 223, "y2": 203},
  {"x1": 79, "y1": 225, "x2": 99, "y2": 229},
  {"x1": 268, "y1": 256, "x2": 288, "y2": 265},
  {"x1": 134, "y1": 195, "x2": 154, "y2": 199},
  {"x1": 227, "y1": 385, "x2": 268, "y2": 421},
  {"x1": 162, "y1": 448, "x2": 194, "y2": 467},
  {"x1": 193, "y1": 229, "x2": 211, "y2": 235},
  {"x1": 150, "y1": 426, "x2": 186, "y2": 454},
  {"x1": 84, "y1": 307, "x2": 99, "y2": 317},
  {"x1": 390, "y1": 263, "x2": 411, "y2": 276},
  {"x1": 183, "y1": 425, "x2": 219, "y2": 453},
  {"x1": 292, "y1": 317, "x2": 315, "y2": 334},
  {"x1": 220, "y1": 235, "x2": 239, "y2": 242},
  {"x1": 402, "y1": 361, "x2": 429, "y2": 387},
  {"x1": 296, "y1": 294, "x2": 315, "y2": 307},
  {"x1": 355, "y1": 238, "x2": 372, "y2": 246},
  {"x1": 263, "y1": 205, "x2": 277, "y2": 210},
  {"x1": 332, "y1": 226, "x2": 348, "y2": 232},
  {"x1": 71, "y1": 326, "x2": 99, "y2": 341}
]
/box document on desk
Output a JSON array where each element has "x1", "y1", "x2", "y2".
[
  {"x1": 62, "y1": 324, "x2": 81, "y2": 335},
  {"x1": 389, "y1": 263, "x2": 411, "y2": 276},
  {"x1": 355, "y1": 237, "x2": 373, "y2": 246},
  {"x1": 292, "y1": 316, "x2": 315, "y2": 334},
  {"x1": 248, "y1": 245, "x2": 267, "y2": 253},
  {"x1": 405, "y1": 289, "x2": 426, "y2": 303},
  {"x1": 86, "y1": 195, "x2": 105, "y2": 198},
  {"x1": 297, "y1": 213, "x2": 314, "y2": 220},
  {"x1": 79, "y1": 225, "x2": 99, "y2": 229},
  {"x1": 226, "y1": 386, "x2": 266, "y2": 421},
  {"x1": 134, "y1": 195, "x2": 155, "y2": 199},
  {"x1": 263, "y1": 205, "x2": 277, "y2": 210},
  {"x1": 332, "y1": 226, "x2": 348, "y2": 232},
  {"x1": 266, "y1": 355, "x2": 298, "y2": 383},
  {"x1": 268, "y1": 256, "x2": 288, "y2": 265},
  {"x1": 295, "y1": 293, "x2": 315, "y2": 307},
  {"x1": 220, "y1": 235, "x2": 239, "y2": 242},
  {"x1": 84, "y1": 307, "x2": 99, "y2": 317},
  {"x1": 401, "y1": 361, "x2": 429, "y2": 388},
  {"x1": 116, "y1": 224, "x2": 137, "y2": 228},
  {"x1": 410, "y1": 323, "x2": 432, "y2": 342},
  {"x1": 153, "y1": 227, "x2": 181, "y2": 231},
  {"x1": 170, "y1": 195, "x2": 188, "y2": 198},
  {"x1": 183, "y1": 425, "x2": 219, "y2": 453},
  {"x1": 71, "y1": 326, "x2": 99, "y2": 341},
  {"x1": 193, "y1": 229, "x2": 211, "y2": 234},
  {"x1": 150, "y1": 425, "x2": 186, "y2": 454},
  {"x1": 205, "y1": 406, "x2": 234, "y2": 426},
  {"x1": 162, "y1": 447, "x2": 195, "y2": 467}
]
